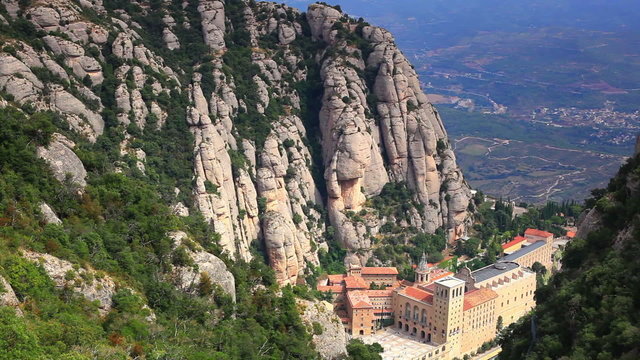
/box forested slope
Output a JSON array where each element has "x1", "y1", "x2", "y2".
[{"x1": 499, "y1": 146, "x2": 640, "y2": 359}]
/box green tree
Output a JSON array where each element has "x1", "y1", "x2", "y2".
[
  {"x1": 0, "y1": 308, "x2": 44, "y2": 360},
  {"x1": 347, "y1": 339, "x2": 383, "y2": 360}
]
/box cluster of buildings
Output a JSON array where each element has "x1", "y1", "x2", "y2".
[{"x1": 316, "y1": 228, "x2": 557, "y2": 359}]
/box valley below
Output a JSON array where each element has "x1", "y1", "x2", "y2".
[
  {"x1": 452, "y1": 135, "x2": 625, "y2": 203},
  {"x1": 285, "y1": 0, "x2": 640, "y2": 203}
]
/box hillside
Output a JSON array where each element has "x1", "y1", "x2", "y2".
[
  {"x1": 0, "y1": 0, "x2": 469, "y2": 358},
  {"x1": 499, "y1": 143, "x2": 640, "y2": 359}
]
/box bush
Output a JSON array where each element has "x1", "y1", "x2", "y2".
[
  {"x1": 203, "y1": 180, "x2": 220, "y2": 195},
  {"x1": 312, "y1": 321, "x2": 323, "y2": 335}
]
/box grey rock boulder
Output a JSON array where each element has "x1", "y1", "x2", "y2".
[
  {"x1": 0, "y1": 275, "x2": 22, "y2": 316},
  {"x1": 37, "y1": 133, "x2": 87, "y2": 190},
  {"x1": 298, "y1": 299, "x2": 348, "y2": 359},
  {"x1": 39, "y1": 203, "x2": 62, "y2": 225}
]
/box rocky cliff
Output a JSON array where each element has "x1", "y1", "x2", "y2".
[{"x1": 0, "y1": 0, "x2": 471, "y2": 285}]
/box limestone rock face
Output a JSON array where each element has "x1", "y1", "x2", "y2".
[
  {"x1": 163, "y1": 28, "x2": 180, "y2": 50},
  {"x1": 198, "y1": 0, "x2": 226, "y2": 51},
  {"x1": 297, "y1": 299, "x2": 348, "y2": 359},
  {"x1": 0, "y1": 53, "x2": 44, "y2": 103},
  {"x1": 43, "y1": 35, "x2": 103, "y2": 85},
  {"x1": 0, "y1": 275, "x2": 22, "y2": 316},
  {"x1": 39, "y1": 203, "x2": 62, "y2": 225},
  {"x1": 37, "y1": 134, "x2": 87, "y2": 190},
  {"x1": 576, "y1": 207, "x2": 602, "y2": 240},
  {"x1": 0, "y1": 0, "x2": 472, "y2": 286},
  {"x1": 308, "y1": 4, "x2": 472, "y2": 266},
  {"x1": 22, "y1": 250, "x2": 117, "y2": 315},
  {"x1": 257, "y1": 121, "x2": 324, "y2": 285},
  {"x1": 50, "y1": 86, "x2": 104, "y2": 140},
  {"x1": 307, "y1": 4, "x2": 341, "y2": 43},
  {"x1": 168, "y1": 231, "x2": 236, "y2": 302}
]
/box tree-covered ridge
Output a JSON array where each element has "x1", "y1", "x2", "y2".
[
  {"x1": 499, "y1": 152, "x2": 640, "y2": 359},
  {"x1": 0, "y1": 103, "x2": 319, "y2": 358}
]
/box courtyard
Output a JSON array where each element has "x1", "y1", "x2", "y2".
[{"x1": 360, "y1": 328, "x2": 443, "y2": 360}]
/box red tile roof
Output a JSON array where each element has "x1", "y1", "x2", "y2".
[
  {"x1": 566, "y1": 231, "x2": 576, "y2": 238},
  {"x1": 361, "y1": 267, "x2": 399, "y2": 275},
  {"x1": 344, "y1": 276, "x2": 368, "y2": 289},
  {"x1": 502, "y1": 236, "x2": 527, "y2": 250},
  {"x1": 364, "y1": 289, "x2": 394, "y2": 297},
  {"x1": 347, "y1": 291, "x2": 373, "y2": 309},
  {"x1": 317, "y1": 285, "x2": 344, "y2": 293},
  {"x1": 421, "y1": 283, "x2": 437, "y2": 292},
  {"x1": 525, "y1": 228, "x2": 554, "y2": 238},
  {"x1": 327, "y1": 274, "x2": 346, "y2": 284},
  {"x1": 353, "y1": 300, "x2": 374, "y2": 309},
  {"x1": 400, "y1": 280, "x2": 414, "y2": 287},
  {"x1": 463, "y1": 288, "x2": 499, "y2": 311},
  {"x1": 429, "y1": 269, "x2": 454, "y2": 282},
  {"x1": 400, "y1": 286, "x2": 434, "y2": 304}
]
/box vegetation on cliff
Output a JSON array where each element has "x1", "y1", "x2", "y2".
[
  {"x1": 499, "y1": 153, "x2": 640, "y2": 359},
  {"x1": 0, "y1": 98, "x2": 318, "y2": 359}
]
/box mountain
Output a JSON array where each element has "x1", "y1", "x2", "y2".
[
  {"x1": 0, "y1": 0, "x2": 470, "y2": 358},
  {"x1": 285, "y1": 0, "x2": 640, "y2": 204},
  {"x1": 498, "y1": 140, "x2": 640, "y2": 359}
]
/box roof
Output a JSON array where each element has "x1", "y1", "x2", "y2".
[
  {"x1": 344, "y1": 276, "x2": 368, "y2": 289},
  {"x1": 429, "y1": 269, "x2": 454, "y2": 282},
  {"x1": 399, "y1": 286, "x2": 433, "y2": 304},
  {"x1": 347, "y1": 291, "x2": 373, "y2": 309},
  {"x1": 469, "y1": 261, "x2": 520, "y2": 283},
  {"x1": 327, "y1": 274, "x2": 346, "y2": 284},
  {"x1": 502, "y1": 236, "x2": 527, "y2": 250},
  {"x1": 364, "y1": 289, "x2": 394, "y2": 297},
  {"x1": 361, "y1": 267, "x2": 399, "y2": 275},
  {"x1": 436, "y1": 277, "x2": 465, "y2": 288},
  {"x1": 400, "y1": 280, "x2": 414, "y2": 287},
  {"x1": 566, "y1": 231, "x2": 576, "y2": 238},
  {"x1": 463, "y1": 288, "x2": 498, "y2": 311},
  {"x1": 525, "y1": 228, "x2": 554, "y2": 238},
  {"x1": 317, "y1": 284, "x2": 344, "y2": 293},
  {"x1": 353, "y1": 300, "x2": 373, "y2": 309},
  {"x1": 501, "y1": 241, "x2": 546, "y2": 262}
]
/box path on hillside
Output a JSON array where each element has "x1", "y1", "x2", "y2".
[{"x1": 453, "y1": 136, "x2": 595, "y2": 202}]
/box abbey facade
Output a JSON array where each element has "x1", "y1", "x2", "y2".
[{"x1": 317, "y1": 228, "x2": 554, "y2": 359}]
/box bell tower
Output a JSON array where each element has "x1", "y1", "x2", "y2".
[
  {"x1": 432, "y1": 277, "x2": 465, "y2": 355},
  {"x1": 415, "y1": 252, "x2": 430, "y2": 284}
]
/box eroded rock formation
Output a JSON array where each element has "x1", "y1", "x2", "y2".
[
  {"x1": 298, "y1": 299, "x2": 348, "y2": 359},
  {"x1": 22, "y1": 250, "x2": 117, "y2": 315},
  {"x1": 0, "y1": 0, "x2": 471, "y2": 286}
]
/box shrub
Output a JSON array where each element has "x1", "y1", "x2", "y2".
[{"x1": 312, "y1": 321, "x2": 323, "y2": 335}]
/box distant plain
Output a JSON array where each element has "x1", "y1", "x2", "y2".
[{"x1": 285, "y1": 0, "x2": 640, "y2": 203}]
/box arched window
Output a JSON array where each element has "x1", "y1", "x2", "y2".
[
  {"x1": 421, "y1": 309, "x2": 427, "y2": 324},
  {"x1": 413, "y1": 306, "x2": 419, "y2": 321},
  {"x1": 405, "y1": 303, "x2": 411, "y2": 319},
  {"x1": 398, "y1": 321, "x2": 403, "y2": 329},
  {"x1": 421, "y1": 330, "x2": 426, "y2": 339}
]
